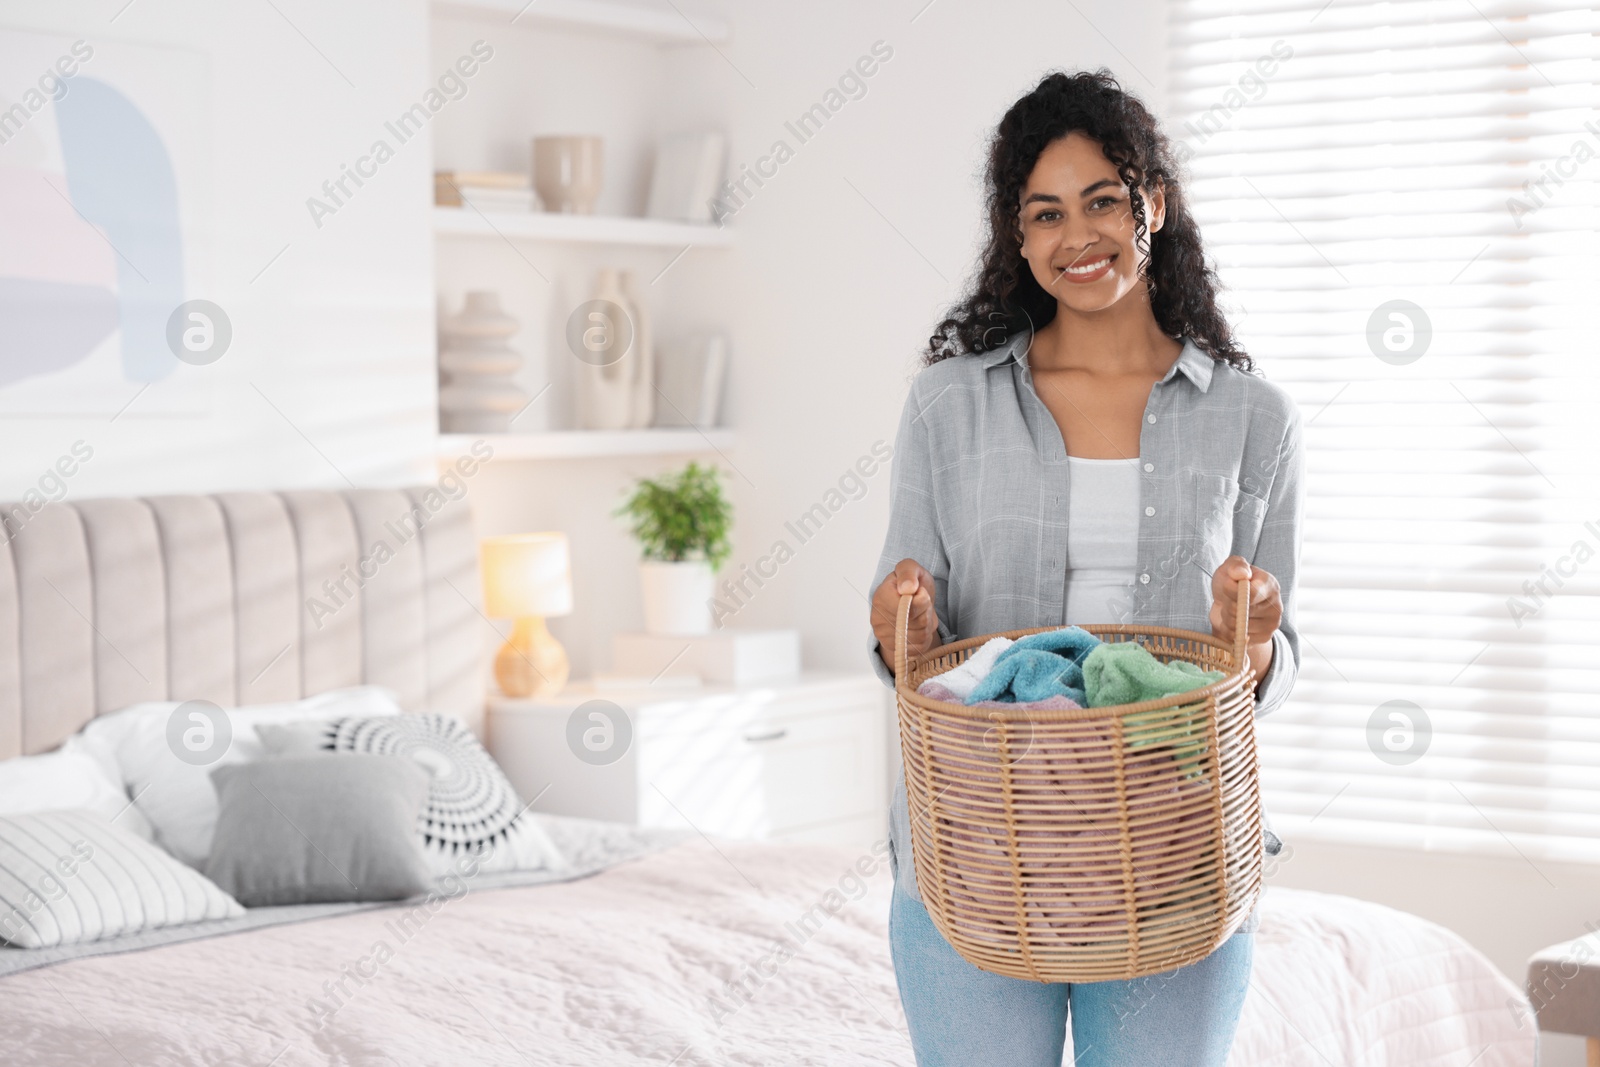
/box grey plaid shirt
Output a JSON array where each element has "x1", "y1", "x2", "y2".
[{"x1": 868, "y1": 330, "x2": 1303, "y2": 905}]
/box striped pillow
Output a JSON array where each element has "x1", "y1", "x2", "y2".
[{"x1": 0, "y1": 810, "x2": 244, "y2": 949}]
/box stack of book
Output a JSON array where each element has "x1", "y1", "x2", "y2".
[{"x1": 434, "y1": 170, "x2": 536, "y2": 212}]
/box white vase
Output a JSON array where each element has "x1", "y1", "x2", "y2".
[
  {"x1": 576, "y1": 268, "x2": 637, "y2": 431},
  {"x1": 438, "y1": 291, "x2": 528, "y2": 432},
  {"x1": 619, "y1": 269, "x2": 654, "y2": 429},
  {"x1": 638, "y1": 559, "x2": 715, "y2": 635}
]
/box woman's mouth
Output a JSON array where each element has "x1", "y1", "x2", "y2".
[{"x1": 1056, "y1": 253, "x2": 1115, "y2": 285}]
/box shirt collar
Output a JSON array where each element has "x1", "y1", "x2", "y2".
[{"x1": 983, "y1": 330, "x2": 1216, "y2": 394}]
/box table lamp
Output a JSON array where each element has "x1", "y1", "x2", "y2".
[{"x1": 481, "y1": 533, "x2": 574, "y2": 699}]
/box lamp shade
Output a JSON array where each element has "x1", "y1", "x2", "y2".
[{"x1": 481, "y1": 533, "x2": 573, "y2": 618}]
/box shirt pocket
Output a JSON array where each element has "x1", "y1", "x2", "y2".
[
  {"x1": 1185, "y1": 470, "x2": 1241, "y2": 572},
  {"x1": 1232, "y1": 490, "x2": 1270, "y2": 557}
]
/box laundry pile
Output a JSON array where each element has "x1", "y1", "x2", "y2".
[
  {"x1": 913, "y1": 626, "x2": 1227, "y2": 938},
  {"x1": 916, "y1": 625, "x2": 1224, "y2": 710}
]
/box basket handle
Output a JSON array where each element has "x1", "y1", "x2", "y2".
[
  {"x1": 894, "y1": 590, "x2": 912, "y2": 685},
  {"x1": 1232, "y1": 573, "x2": 1251, "y2": 671}
]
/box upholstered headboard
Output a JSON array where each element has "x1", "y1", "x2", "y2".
[{"x1": 0, "y1": 487, "x2": 487, "y2": 759}]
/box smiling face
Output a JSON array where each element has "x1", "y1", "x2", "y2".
[{"x1": 1017, "y1": 131, "x2": 1165, "y2": 316}]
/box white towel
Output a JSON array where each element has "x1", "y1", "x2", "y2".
[{"x1": 921, "y1": 635, "x2": 1014, "y2": 702}]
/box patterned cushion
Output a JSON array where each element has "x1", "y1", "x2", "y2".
[
  {"x1": 255, "y1": 714, "x2": 565, "y2": 875},
  {"x1": 0, "y1": 810, "x2": 243, "y2": 949}
]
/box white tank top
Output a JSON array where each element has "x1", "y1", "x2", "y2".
[{"x1": 1063, "y1": 455, "x2": 1141, "y2": 626}]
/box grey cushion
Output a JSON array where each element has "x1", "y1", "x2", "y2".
[
  {"x1": 254, "y1": 714, "x2": 566, "y2": 876},
  {"x1": 203, "y1": 753, "x2": 435, "y2": 906}
]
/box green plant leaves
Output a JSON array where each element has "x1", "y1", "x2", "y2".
[{"x1": 612, "y1": 459, "x2": 733, "y2": 569}]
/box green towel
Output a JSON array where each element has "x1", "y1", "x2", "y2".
[
  {"x1": 1083, "y1": 641, "x2": 1225, "y2": 707},
  {"x1": 1083, "y1": 641, "x2": 1225, "y2": 779}
]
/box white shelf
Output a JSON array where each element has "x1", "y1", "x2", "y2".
[
  {"x1": 431, "y1": 0, "x2": 730, "y2": 45},
  {"x1": 439, "y1": 429, "x2": 735, "y2": 460},
  {"x1": 433, "y1": 207, "x2": 733, "y2": 249}
]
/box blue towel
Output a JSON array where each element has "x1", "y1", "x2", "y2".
[{"x1": 964, "y1": 626, "x2": 1103, "y2": 705}]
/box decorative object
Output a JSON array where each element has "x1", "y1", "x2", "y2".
[
  {"x1": 651, "y1": 334, "x2": 727, "y2": 429},
  {"x1": 613, "y1": 461, "x2": 732, "y2": 636},
  {"x1": 611, "y1": 628, "x2": 800, "y2": 684},
  {"x1": 646, "y1": 131, "x2": 727, "y2": 224},
  {"x1": 434, "y1": 169, "x2": 535, "y2": 211},
  {"x1": 255, "y1": 714, "x2": 568, "y2": 875},
  {"x1": 481, "y1": 533, "x2": 574, "y2": 699},
  {"x1": 619, "y1": 269, "x2": 654, "y2": 428},
  {"x1": 532, "y1": 135, "x2": 603, "y2": 214},
  {"x1": 204, "y1": 753, "x2": 436, "y2": 906},
  {"x1": 0, "y1": 31, "x2": 210, "y2": 416},
  {"x1": 438, "y1": 290, "x2": 529, "y2": 433},
  {"x1": 0, "y1": 810, "x2": 243, "y2": 948},
  {"x1": 574, "y1": 268, "x2": 651, "y2": 431}
]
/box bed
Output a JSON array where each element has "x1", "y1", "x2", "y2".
[{"x1": 0, "y1": 488, "x2": 1538, "y2": 1066}]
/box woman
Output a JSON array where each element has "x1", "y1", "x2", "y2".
[{"x1": 865, "y1": 70, "x2": 1304, "y2": 1066}]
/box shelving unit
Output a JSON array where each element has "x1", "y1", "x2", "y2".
[
  {"x1": 433, "y1": 206, "x2": 733, "y2": 249},
  {"x1": 429, "y1": 0, "x2": 734, "y2": 461},
  {"x1": 431, "y1": 0, "x2": 730, "y2": 45},
  {"x1": 439, "y1": 428, "x2": 735, "y2": 460}
]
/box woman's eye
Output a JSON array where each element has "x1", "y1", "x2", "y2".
[
  {"x1": 1033, "y1": 209, "x2": 1060, "y2": 222},
  {"x1": 1090, "y1": 196, "x2": 1118, "y2": 211}
]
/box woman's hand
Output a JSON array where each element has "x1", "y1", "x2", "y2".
[
  {"x1": 1209, "y1": 555, "x2": 1281, "y2": 686},
  {"x1": 873, "y1": 559, "x2": 942, "y2": 675}
]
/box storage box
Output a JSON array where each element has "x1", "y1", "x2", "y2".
[{"x1": 612, "y1": 628, "x2": 800, "y2": 684}]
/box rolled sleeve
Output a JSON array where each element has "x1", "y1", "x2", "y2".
[
  {"x1": 866, "y1": 379, "x2": 955, "y2": 691},
  {"x1": 1250, "y1": 403, "x2": 1305, "y2": 719}
]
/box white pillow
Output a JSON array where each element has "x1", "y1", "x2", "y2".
[
  {"x1": 0, "y1": 809, "x2": 243, "y2": 948},
  {"x1": 71, "y1": 686, "x2": 405, "y2": 869},
  {"x1": 0, "y1": 745, "x2": 156, "y2": 842}
]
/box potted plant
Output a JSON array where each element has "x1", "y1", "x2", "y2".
[{"x1": 613, "y1": 460, "x2": 732, "y2": 635}]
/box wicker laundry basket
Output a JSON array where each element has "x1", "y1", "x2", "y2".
[{"x1": 892, "y1": 579, "x2": 1264, "y2": 982}]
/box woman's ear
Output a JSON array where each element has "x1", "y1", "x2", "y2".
[{"x1": 1147, "y1": 178, "x2": 1167, "y2": 233}]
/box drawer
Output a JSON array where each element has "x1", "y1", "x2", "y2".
[{"x1": 639, "y1": 702, "x2": 883, "y2": 839}]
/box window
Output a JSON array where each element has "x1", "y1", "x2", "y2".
[{"x1": 1169, "y1": 0, "x2": 1600, "y2": 866}]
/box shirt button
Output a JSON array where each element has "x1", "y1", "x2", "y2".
[
  {"x1": 1147, "y1": 414, "x2": 1157, "y2": 424},
  {"x1": 1143, "y1": 463, "x2": 1154, "y2": 472},
  {"x1": 1145, "y1": 506, "x2": 1156, "y2": 516},
  {"x1": 1139, "y1": 573, "x2": 1150, "y2": 584}
]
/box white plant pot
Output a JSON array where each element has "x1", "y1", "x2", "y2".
[{"x1": 638, "y1": 559, "x2": 715, "y2": 636}]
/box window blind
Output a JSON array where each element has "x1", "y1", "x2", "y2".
[{"x1": 1168, "y1": 0, "x2": 1600, "y2": 867}]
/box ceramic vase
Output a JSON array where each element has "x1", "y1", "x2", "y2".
[
  {"x1": 533, "y1": 135, "x2": 603, "y2": 214},
  {"x1": 619, "y1": 269, "x2": 654, "y2": 429},
  {"x1": 438, "y1": 291, "x2": 528, "y2": 433},
  {"x1": 576, "y1": 268, "x2": 634, "y2": 431}
]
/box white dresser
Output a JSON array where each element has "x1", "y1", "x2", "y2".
[{"x1": 487, "y1": 671, "x2": 889, "y2": 850}]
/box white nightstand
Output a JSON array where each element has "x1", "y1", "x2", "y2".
[{"x1": 487, "y1": 671, "x2": 889, "y2": 850}]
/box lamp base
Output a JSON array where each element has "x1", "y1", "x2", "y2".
[{"x1": 495, "y1": 615, "x2": 569, "y2": 699}]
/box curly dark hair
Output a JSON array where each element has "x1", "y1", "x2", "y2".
[{"x1": 924, "y1": 69, "x2": 1251, "y2": 372}]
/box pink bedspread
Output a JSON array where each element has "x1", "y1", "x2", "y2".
[{"x1": 0, "y1": 839, "x2": 1535, "y2": 1066}]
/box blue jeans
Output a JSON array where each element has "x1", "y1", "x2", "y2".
[{"x1": 889, "y1": 875, "x2": 1255, "y2": 1067}]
